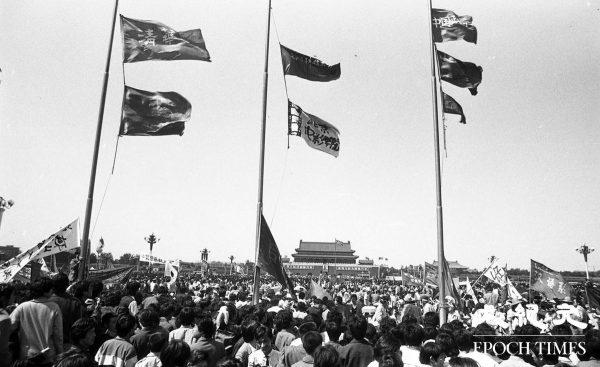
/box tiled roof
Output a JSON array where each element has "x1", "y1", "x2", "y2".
[{"x1": 297, "y1": 241, "x2": 354, "y2": 253}]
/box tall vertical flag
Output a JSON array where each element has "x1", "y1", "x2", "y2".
[
  {"x1": 165, "y1": 260, "x2": 179, "y2": 291},
  {"x1": 120, "y1": 15, "x2": 210, "y2": 63},
  {"x1": 309, "y1": 280, "x2": 332, "y2": 300},
  {"x1": 530, "y1": 259, "x2": 572, "y2": 300},
  {"x1": 280, "y1": 45, "x2": 340, "y2": 82},
  {"x1": 120, "y1": 86, "x2": 191, "y2": 136},
  {"x1": 437, "y1": 50, "x2": 483, "y2": 95},
  {"x1": 442, "y1": 257, "x2": 461, "y2": 303},
  {"x1": 259, "y1": 215, "x2": 294, "y2": 290},
  {"x1": 288, "y1": 101, "x2": 340, "y2": 157},
  {"x1": 441, "y1": 92, "x2": 466, "y2": 124},
  {"x1": 0, "y1": 219, "x2": 79, "y2": 283},
  {"x1": 424, "y1": 262, "x2": 438, "y2": 286},
  {"x1": 431, "y1": 9, "x2": 477, "y2": 44},
  {"x1": 465, "y1": 277, "x2": 477, "y2": 299}
]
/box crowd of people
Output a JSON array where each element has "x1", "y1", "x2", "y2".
[{"x1": 1, "y1": 272, "x2": 599, "y2": 367}]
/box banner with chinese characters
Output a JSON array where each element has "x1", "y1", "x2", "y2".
[
  {"x1": 483, "y1": 258, "x2": 508, "y2": 286},
  {"x1": 0, "y1": 219, "x2": 78, "y2": 283},
  {"x1": 140, "y1": 254, "x2": 166, "y2": 264},
  {"x1": 530, "y1": 259, "x2": 572, "y2": 300}
]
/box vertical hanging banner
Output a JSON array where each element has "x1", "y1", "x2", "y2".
[
  {"x1": 431, "y1": 9, "x2": 477, "y2": 44},
  {"x1": 120, "y1": 15, "x2": 211, "y2": 63},
  {"x1": 258, "y1": 214, "x2": 294, "y2": 290},
  {"x1": 424, "y1": 262, "x2": 438, "y2": 286},
  {"x1": 288, "y1": 100, "x2": 340, "y2": 157},
  {"x1": 0, "y1": 219, "x2": 79, "y2": 283},
  {"x1": 280, "y1": 44, "x2": 341, "y2": 82},
  {"x1": 120, "y1": 85, "x2": 191, "y2": 136}
]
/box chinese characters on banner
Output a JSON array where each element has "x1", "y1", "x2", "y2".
[
  {"x1": 530, "y1": 259, "x2": 572, "y2": 299},
  {"x1": 483, "y1": 258, "x2": 508, "y2": 286}
]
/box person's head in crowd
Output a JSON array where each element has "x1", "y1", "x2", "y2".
[
  {"x1": 71, "y1": 318, "x2": 96, "y2": 350},
  {"x1": 379, "y1": 317, "x2": 397, "y2": 336},
  {"x1": 448, "y1": 357, "x2": 479, "y2": 367},
  {"x1": 138, "y1": 308, "x2": 160, "y2": 329},
  {"x1": 240, "y1": 319, "x2": 259, "y2": 344},
  {"x1": 115, "y1": 314, "x2": 137, "y2": 339},
  {"x1": 216, "y1": 356, "x2": 241, "y2": 367},
  {"x1": 366, "y1": 323, "x2": 379, "y2": 345},
  {"x1": 299, "y1": 320, "x2": 318, "y2": 337},
  {"x1": 350, "y1": 293, "x2": 359, "y2": 305},
  {"x1": 422, "y1": 325, "x2": 438, "y2": 342},
  {"x1": 256, "y1": 325, "x2": 275, "y2": 356},
  {"x1": 423, "y1": 312, "x2": 439, "y2": 327},
  {"x1": 125, "y1": 281, "x2": 140, "y2": 297},
  {"x1": 435, "y1": 333, "x2": 459, "y2": 358},
  {"x1": 30, "y1": 277, "x2": 54, "y2": 299},
  {"x1": 55, "y1": 353, "x2": 94, "y2": 367},
  {"x1": 404, "y1": 323, "x2": 425, "y2": 347},
  {"x1": 314, "y1": 345, "x2": 340, "y2": 367},
  {"x1": 189, "y1": 350, "x2": 209, "y2": 367},
  {"x1": 472, "y1": 322, "x2": 495, "y2": 344},
  {"x1": 148, "y1": 332, "x2": 168, "y2": 356},
  {"x1": 325, "y1": 321, "x2": 343, "y2": 344},
  {"x1": 160, "y1": 340, "x2": 191, "y2": 367},
  {"x1": 52, "y1": 273, "x2": 70, "y2": 296},
  {"x1": 373, "y1": 334, "x2": 401, "y2": 364},
  {"x1": 302, "y1": 331, "x2": 323, "y2": 356},
  {"x1": 452, "y1": 329, "x2": 473, "y2": 353},
  {"x1": 197, "y1": 315, "x2": 216, "y2": 339},
  {"x1": 419, "y1": 341, "x2": 445, "y2": 367},
  {"x1": 348, "y1": 315, "x2": 368, "y2": 340},
  {"x1": 101, "y1": 311, "x2": 118, "y2": 337},
  {"x1": 326, "y1": 309, "x2": 343, "y2": 326},
  {"x1": 177, "y1": 307, "x2": 195, "y2": 327},
  {"x1": 274, "y1": 309, "x2": 293, "y2": 331},
  {"x1": 0, "y1": 283, "x2": 15, "y2": 309},
  {"x1": 335, "y1": 296, "x2": 343, "y2": 305}
]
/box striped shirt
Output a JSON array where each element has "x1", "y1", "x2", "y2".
[{"x1": 95, "y1": 337, "x2": 138, "y2": 367}]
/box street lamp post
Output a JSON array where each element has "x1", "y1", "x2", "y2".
[
  {"x1": 576, "y1": 244, "x2": 595, "y2": 280},
  {"x1": 0, "y1": 197, "x2": 15, "y2": 232},
  {"x1": 229, "y1": 255, "x2": 235, "y2": 275},
  {"x1": 145, "y1": 233, "x2": 160, "y2": 258}
]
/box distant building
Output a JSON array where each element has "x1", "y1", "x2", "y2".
[
  {"x1": 432, "y1": 260, "x2": 469, "y2": 272},
  {"x1": 358, "y1": 258, "x2": 374, "y2": 265},
  {"x1": 0, "y1": 245, "x2": 20, "y2": 262},
  {"x1": 285, "y1": 240, "x2": 377, "y2": 277},
  {"x1": 291, "y1": 240, "x2": 358, "y2": 264}
]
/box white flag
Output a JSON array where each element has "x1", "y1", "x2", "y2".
[
  {"x1": 0, "y1": 219, "x2": 78, "y2": 283},
  {"x1": 465, "y1": 277, "x2": 477, "y2": 299},
  {"x1": 483, "y1": 259, "x2": 508, "y2": 286},
  {"x1": 507, "y1": 277, "x2": 523, "y2": 300}
]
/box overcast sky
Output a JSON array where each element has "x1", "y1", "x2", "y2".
[{"x1": 1, "y1": 0, "x2": 599, "y2": 271}]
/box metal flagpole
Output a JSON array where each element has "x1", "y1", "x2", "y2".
[
  {"x1": 426, "y1": 0, "x2": 447, "y2": 325},
  {"x1": 79, "y1": 0, "x2": 120, "y2": 281},
  {"x1": 252, "y1": 0, "x2": 273, "y2": 304}
]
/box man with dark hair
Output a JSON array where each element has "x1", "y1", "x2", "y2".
[
  {"x1": 274, "y1": 309, "x2": 296, "y2": 352},
  {"x1": 135, "y1": 333, "x2": 167, "y2": 367},
  {"x1": 11, "y1": 277, "x2": 64, "y2": 364},
  {"x1": 120, "y1": 282, "x2": 141, "y2": 317},
  {"x1": 130, "y1": 309, "x2": 169, "y2": 360},
  {"x1": 190, "y1": 316, "x2": 225, "y2": 367},
  {"x1": 291, "y1": 331, "x2": 323, "y2": 367},
  {"x1": 339, "y1": 315, "x2": 373, "y2": 367},
  {"x1": 94, "y1": 314, "x2": 138, "y2": 367},
  {"x1": 400, "y1": 323, "x2": 424, "y2": 366},
  {"x1": 0, "y1": 284, "x2": 15, "y2": 367},
  {"x1": 347, "y1": 294, "x2": 363, "y2": 317},
  {"x1": 49, "y1": 273, "x2": 84, "y2": 349},
  {"x1": 324, "y1": 321, "x2": 343, "y2": 354},
  {"x1": 248, "y1": 325, "x2": 281, "y2": 367}
]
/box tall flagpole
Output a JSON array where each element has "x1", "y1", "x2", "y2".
[
  {"x1": 79, "y1": 0, "x2": 120, "y2": 281},
  {"x1": 253, "y1": 0, "x2": 273, "y2": 304},
  {"x1": 427, "y1": 0, "x2": 447, "y2": 325}
]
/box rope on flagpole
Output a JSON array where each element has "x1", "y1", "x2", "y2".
[
  {"x1": 271, "y1": 10, "x2": 291, "y2": 149},
  {"x1": 90, "y1": 173, "x2": 113, "y2": 238}
]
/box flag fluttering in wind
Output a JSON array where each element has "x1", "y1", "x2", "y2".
[
  {"x1": 530, "y1": 259, "x2": 572, "y2": 300},
  {"x1": 309, "y1": 280, "x2": 332, "y2": 300},
  {"x1": 120, "y1": 15, "x2": 210, "y2": 63},
  {"x1": 442, "y1": 92, "x2": 466, "y2": 124},
  {"x1": 483, "y1": 258, "x2": 508, "y2": 286},
  {"x1": 424, "y1": 262, "x2": 438, "y2": 287},
  {"x1": 120, "y1": 85, "x2": 191, "y2": 136},
  {"x1": 165, "y1": 260, "x2": 179, "y2": 291},
  {"x1": 507, "y1": 277, "x2": 523, "y2": 300},
  {"x1": 288, "y1": 101, "x2": 340, "y2": 157},
  {"x1": 437, "y1": 50, "x2": 483, "y2": 95},
  {"x1": 0, "y1": 219, "x2": 79, "y2": 283},
  {"x1": 259, "y1": 215, "x2": 294, "y2": 290},
  {"x1": 465, "y1": 277, "x2": 477, "y2": 299},
  {"x1": 442, "y1": 257, "x2": 461, "y2": 303},
  {"x1": 96, "y1": 238, "x2": 105, "y2": 254},
  {"x1": 431, "y1": 9, "x2": 477, "y2": 44},
  {"x1": 280, "y1": 45, "x2": 340, "y2": 82}
]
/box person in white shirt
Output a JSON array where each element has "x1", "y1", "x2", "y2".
[{"x1": 247, "y1": 326, "x2": 280, "y2": 367}]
